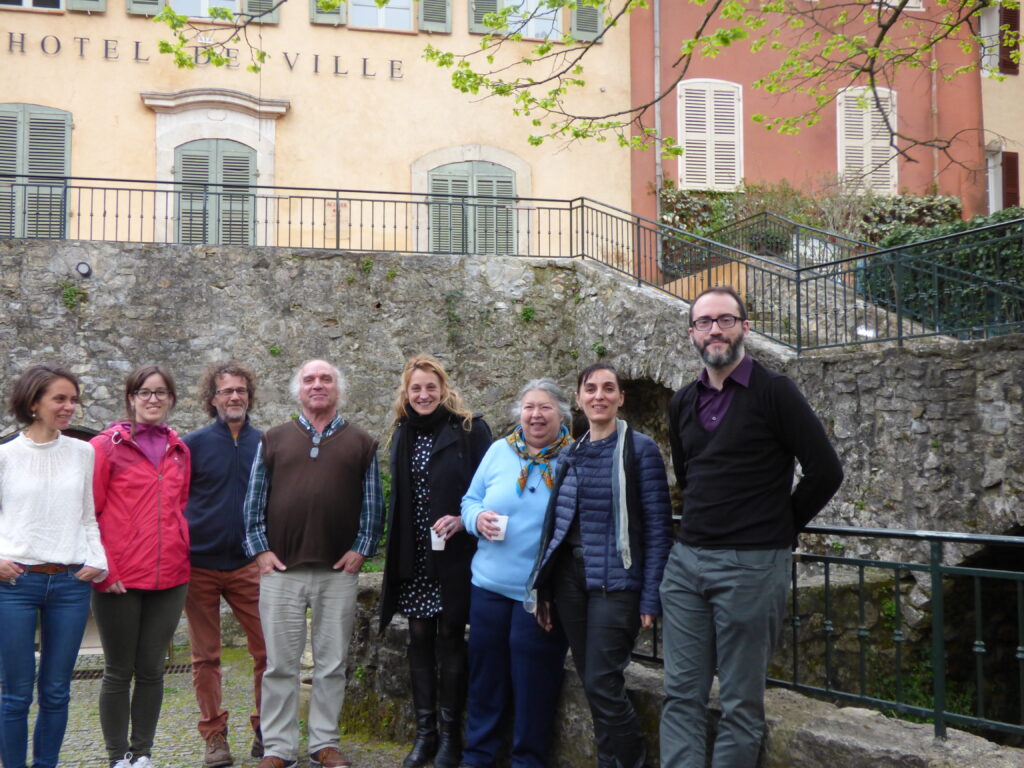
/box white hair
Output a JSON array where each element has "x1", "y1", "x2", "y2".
[
  {"x1": 509, "y1": 378, "x2": 571, "y2": 425},
  {"x1": 289, "y1": 359, "x2": 347, "y2": 405}
]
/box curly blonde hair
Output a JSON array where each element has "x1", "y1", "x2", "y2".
[{"x1": 390, "y1": 354, "x2": 473, "y2": 431}]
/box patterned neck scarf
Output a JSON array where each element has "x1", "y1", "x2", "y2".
[{"x1": 507, "y1": 424, "x2": 573, "y2": 496}]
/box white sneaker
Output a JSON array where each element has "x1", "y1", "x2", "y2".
[
  {"x1": 112, "y1": 754, "x2": 133, "y2": 768},
  {"x1": 133, "y1": 757, "x2": 155, "y2": 768}
]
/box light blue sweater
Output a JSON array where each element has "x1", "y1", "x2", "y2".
[{"x1": 461, "y1": 439, "x2": 561, "y2": 602}]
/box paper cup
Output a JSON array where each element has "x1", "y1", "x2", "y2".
[
  {"x1": 430, "y1": 528, "x2": 446, "y2": 551},
  {"x1": 494, "y1": 515, "x2": 509, "y2": 541}
]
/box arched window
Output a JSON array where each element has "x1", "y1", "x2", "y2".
[
  {"x1": 676, "y1": 79, "x2": 743, "y2": 191},
  {"x1": 0, "y1": 103, "x2": 70, "y2": 238},
  {"x1": 428, "y1": 160, "x2": 516, "y2": 254},
  {"x1": 174, "y1": 139, "x2": 256, "y2": 245}
]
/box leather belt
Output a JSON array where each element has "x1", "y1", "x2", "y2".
[{"x1": 25, "y1": 563, "x2": 71, "y2": 574}]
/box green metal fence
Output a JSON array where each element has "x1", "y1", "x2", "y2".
[{"x1": 776, "y1": 525, "x2": 1024, "y2": 741}]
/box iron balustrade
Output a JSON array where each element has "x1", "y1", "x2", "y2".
[
  {"x1": 3, "y1": 174, "x2": 1022, "y2": 353},
  {"x1": 630, "y1": 526, "x2": 1024, "y2": 742}
]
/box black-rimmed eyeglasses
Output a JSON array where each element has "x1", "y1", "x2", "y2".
[{"x1": 690, "y1": 314, "x2": 744, "y2": 332}]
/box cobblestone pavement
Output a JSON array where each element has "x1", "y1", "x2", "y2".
[{"x1": 48, "y1": 650, "x2": 408, "y2": 768}]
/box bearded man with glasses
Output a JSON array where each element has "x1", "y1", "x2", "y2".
[
  {"x1": 182, "y1": 361, "x2": 267, "y2": 767},
  {"x1": 243, "y1": 359, "x2": 384, "y2": 768},
  {"x1": 660, "y1": 286, "x2": 844, "y2": 768}
]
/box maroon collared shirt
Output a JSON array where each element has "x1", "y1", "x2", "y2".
[{"x1": 695, "y1": 354, "x2": 753, "y2": 431}]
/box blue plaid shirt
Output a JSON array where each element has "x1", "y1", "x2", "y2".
[{"x1": 243, "y1": 413, "x2": 384, "y2": 559}]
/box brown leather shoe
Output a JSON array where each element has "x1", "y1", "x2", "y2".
[
  {"x1": 310, "y1": 747, "x2": 352, "y2": 768},
  {"x1": 204, "y1": 732, "x2": 233, "y2": 768},
  {"x1": 255, "y1": 758, "x2": 295, "y2": 768}
]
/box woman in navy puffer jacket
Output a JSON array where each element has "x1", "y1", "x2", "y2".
[{"x1": 529, "y1": 363, "x2": 673, "y2": 768}]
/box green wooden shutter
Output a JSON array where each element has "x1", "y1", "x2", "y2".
[
  {"x1": 570, "y1": 1, "x2": 602, "y2": 42},
  {"x1": 309, "y1": 0, "x2": 345, "y2": 25},
  {"x1": 219, "y1": 147, "x2": 255, "y2": 245},
  {"x1": 469, "y1": 0, "x2": 499, "y2": 34},
  {"x1": 176, "y1": 139, "x2": 255, "y2": 245},
  {"x1": 0, "y1": 109, "x2": 18, "y2": 239},
  {"x1": 243, "y1": 0, "x2": 279, "y2": 24},
  {"x1": 177, "y1": 142, "x2": 213, "y2": 244},
  {"x1": 419, "y1": 0, "x2": 450, "y2": 32},
  {"x1": 24, "y1": 108, "x2": 70, "y2": 238},
  {"x1": 429, "y1": 173, "x2": 470, "y2": 253},
  {"x1": 126, "y1": 0, "x2": 166, "y2": 16},
  {"x1": 68, "y1": 0, "x2": 107, "y2": 11},
  {"x1": 474, "y1": 174, "x2": 515, "y2": 254}
]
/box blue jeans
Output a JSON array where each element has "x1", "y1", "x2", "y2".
[
  {"x1": 0, "y1": 568, "x2": 92, "y2": 768},
  {"x1": 462, "y1": 585, "x2": 568, "y2": 768}
]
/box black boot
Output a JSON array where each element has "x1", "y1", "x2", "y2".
[
  {"x1": 434, "y1": 652, "x2": 467, "y2": 768},
  {"x1": 403, "y1": 662, "x2": 438, "y2": 768}
]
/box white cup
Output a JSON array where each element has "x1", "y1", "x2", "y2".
[
  {"x1": 494, "y1": 515, "x2": 509, "y2": 541},
  {"x1": 430, "y1": 527, "x2": 446, "y2": 551}
]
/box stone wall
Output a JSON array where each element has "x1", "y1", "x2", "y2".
[{"x1": 2, "y1": 239, "x2": 1020, "y2": 566}]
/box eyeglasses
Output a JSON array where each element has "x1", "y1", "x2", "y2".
[
  {"x1": 134, "y1": 388, "x2": 170, "y2": 401},
  {"x1": 310, "y1": 432, "x2": 322, "y2": 460},
  {"x1": 690, "y1": 314, "x2": 744, "y2": 332},
  {"x1": 215, "y1": 387, "x2": 250, "y2": 397}
]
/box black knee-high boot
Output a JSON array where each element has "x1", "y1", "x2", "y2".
[
  {"x1": 404, "y1": 661, "x2": 438, "y2": 768},
  {"x1": 434, "y1": 646, "x2": 467, "y2": 768}
]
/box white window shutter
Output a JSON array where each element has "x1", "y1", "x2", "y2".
[
  {"x1": 838, "y1": 87, "x2": 897, "y2": 195},
  {"x1": 678, "y1": 80, "x2": 742, "y2": 191}
]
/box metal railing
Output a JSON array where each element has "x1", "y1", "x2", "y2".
[
  {"x1": 710, "y1": 211, "x2": 875, "y2": 267},
  {"x1": 632, "y1": 526, "x2": 1024, "y2": 741},
  {"x1": 4, "y1": 174, "x2": 1023, "y2": 353}
]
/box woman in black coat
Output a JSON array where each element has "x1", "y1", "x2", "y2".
[{"x1": 380, "y1": 354, "x2": 492, "y2": 768}]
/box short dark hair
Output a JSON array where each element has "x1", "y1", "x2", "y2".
[
  {"x1": 199, "y1": 361, "x2": 257, "y2": 419},
  {"x1": 576, "y1": 362, "x2": 621, "y2": 392},
  {"x1": 124, "y1": 364, "x2": 177, "y2": 419},
  {"x1": 688, "y1": 286, "x2": 748, "y2": 324},
  {"x1": 7, "y1": 364, "x2": 80, "y2": 425}
]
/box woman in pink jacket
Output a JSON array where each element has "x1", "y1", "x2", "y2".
[{"x1": 91, "y1": 365, "x2": 191, "y2": 768}]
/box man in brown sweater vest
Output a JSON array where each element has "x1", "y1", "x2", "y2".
[{"x1": 243, "y1": 359, "x2": 385, "y2": 768}]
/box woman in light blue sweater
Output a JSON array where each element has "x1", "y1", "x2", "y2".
[{"x1": 459, "y1": 378, "x2": 572, "y2": 768}]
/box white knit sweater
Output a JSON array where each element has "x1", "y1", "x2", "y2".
[{"x1": 0, "y1": 433, "x2": 108, "y2": 570}]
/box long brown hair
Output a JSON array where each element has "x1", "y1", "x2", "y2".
[{"x1": 390, "y1": 354, "x2": 473, "y2": 431}]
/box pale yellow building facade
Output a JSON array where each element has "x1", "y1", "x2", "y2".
[{"x1": 1, "y1": 0, "x2": 634, "y2": 251}]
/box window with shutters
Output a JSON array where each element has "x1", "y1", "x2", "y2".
[
  {"x1": 174, "y1": 139, "x2": 256, "y2": 245},
  {"x1": 169, "y1": 0, "x2": 239, "y2": 19},
  {"x1": 999, "y1": 2, "x2": 1020, "y2": 75},
  {"x1": 570, "y1": 0, "x2": 602, "y2": 42},
  {"x1": 1004, "y1": 151, "x2": 1020, "y2": 209},
  {"x1": 350, "y1": 0, "x2": 412, "y2": 29},
  {"x1": 428, "y1": 161, "x2": 516, "y2": 254},
  {"x1": 470, "y1": 0, "x2": 561, "y2": 39},
  {"x1": 0, "y1": 104, "x2": 70, "y2": 240},
  {"x1": 676, "y1": 79, "x2": 743, "y2": 191},
  {"x1": 836, "y1": 87, "x2": 897, "y2": 195},
  {"x1": 0, "y1": 0, "x2": 61, "y2": 8}
]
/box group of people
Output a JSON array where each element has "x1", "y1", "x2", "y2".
[{"x1": 0, "y1": 285, "x2": 843, "y2": 768}]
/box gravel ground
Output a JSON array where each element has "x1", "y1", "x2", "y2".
[{"x1": 48, "y1": 649, "x2": 408, "y2": 768}]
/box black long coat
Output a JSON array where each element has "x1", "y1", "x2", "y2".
[{"x1": 378, "y1": 413, "x2": 492, "y2": 633}]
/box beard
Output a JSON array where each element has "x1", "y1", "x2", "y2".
[{"x1": 694, "y1": 335, "x2": 744, "y2": 369}]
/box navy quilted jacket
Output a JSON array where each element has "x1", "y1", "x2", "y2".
[{"x1": 532, "y1": 425, "x2": 673, "y2": 615}]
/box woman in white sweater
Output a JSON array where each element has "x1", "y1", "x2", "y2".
[{"x1": 0, "y1": 364, "x2": 108, "y2": 768}]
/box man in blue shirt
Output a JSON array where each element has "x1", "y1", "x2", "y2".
[{"x1": 183, "y1": 361, "x2": 267, "y2": 768}]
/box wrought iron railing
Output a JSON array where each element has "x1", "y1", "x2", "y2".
[
  {"x1": 710, "y1": 211, "x2": 875, "y2": 267},
  {"x1": 631, "y1": 526, "x2": 1024, "y2": 742},
  {"x1": 3, "y1": 175, "x2": 1023, "y2": 353}
]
